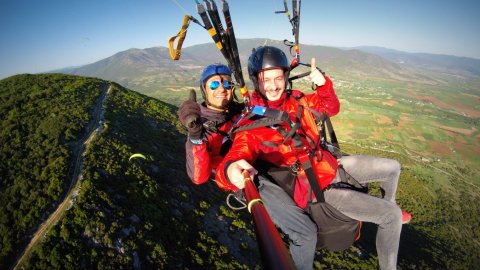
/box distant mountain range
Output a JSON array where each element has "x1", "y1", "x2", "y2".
[
  {"x1": 350, "y1": 46, "x2": 480, "y2": 78},
  {"x1": 58, "y1": 39, "x2": 480, "y2": 98}
]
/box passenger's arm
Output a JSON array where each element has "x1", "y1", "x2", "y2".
[
  {"x1": 185, "y1": 139, "x2": 211, "y2": 185},
  {"x1": 215, "y1": 131, "x2": 258, "y2": 191},
  {"x1": 179, "y1": 90, "x2": 211, "y2": 184},
  {"x1": 314, "y1": 75, "x2": 340, "y2": 116},
  {"x1": 306, "y1": 58, "x2": 340, "y2": 117},
  {"x1": 226, "y1": 159, "x2": 258, "y2": 190}
]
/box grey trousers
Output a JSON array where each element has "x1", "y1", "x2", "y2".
[{"x1": 258, "y1": 155, "x2": 403, "y2": 270}]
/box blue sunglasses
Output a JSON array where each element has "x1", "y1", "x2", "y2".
[{"x1": 208, "y1": 80, "x2": 233, "y2": 90}]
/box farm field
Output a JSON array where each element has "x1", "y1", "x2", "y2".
[{"x1": 313, "y1": 73, "x2": 480, "y2": 182}]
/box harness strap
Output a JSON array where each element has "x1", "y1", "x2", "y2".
[
  {"x1": 261, "y1": 141, "x2": 279, "y2": 148},
  {"x1": 282, "y1": 104, "x2": 303, "y2": 144},
  {"x1": 296, "y1": 140, "x2": 325, "y2": 203},
  {"x1": 230, "y1": 106, "x2": 292, "y2": 134},
  {"x1": 324, "y1": 113, "x2": 339, "y2": 150},
  {"x1": 233, "y1": 118, "x2": 284, "y2": 133},
  {"x1": 202, "y1": 119, "x2": 219, "y2": 133},
  {"x1": 168, "y1": 15, "x2": 191, "y2": 60},
  {"x1": 196, "y1": 2, "x2": 228, "y2": 61},
  {"x1": 256, "y1": 106, "x2": 291, "y2": 122},
  {"x1": 221, "y1": 0, "x2": 245, "y2": 89},
  {"x1": 334, "y1": 165, "x2": 368, "y2": 191},
  {"x1": 286, "y1": 105, "x2": 327, "y2": 203},
  {"x1": 291, "y1": 97, "x2": 342, "y2": 158}
]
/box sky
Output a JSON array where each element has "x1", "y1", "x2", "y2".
[{"x1": 1, "y1": 0, "x2": 479, "y2": 79}]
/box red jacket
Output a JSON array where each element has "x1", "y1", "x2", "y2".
[
  {"x1": 185, "y1": 104, "x2": 240, "y2": 184},
  {"x1": 215, "y1": 76, "x2": 340, "y2": 208}
]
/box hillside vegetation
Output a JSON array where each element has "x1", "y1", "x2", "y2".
[
  {"x1": 5, "y1": 76, "x2": 261, "y2": 269},
  {"x1": 1, "y1": 74, "x2": 479, "y2": 269},
  {"x1": 0, "y1": 74, "x2": 105, "y2": 268}
]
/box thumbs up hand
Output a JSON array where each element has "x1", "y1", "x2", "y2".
[
  {"x1": 178, "y1": 90, "x2": 203, "y2": 140},
  {"x1": 184, "y1": 90, "x2": 199, "y2": 129},
  {"x1": 309, "y1": 58, "x2": 326, "y2": 87}
]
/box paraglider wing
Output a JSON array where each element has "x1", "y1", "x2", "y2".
[{"x1": 129, "y1": 153, "x2": 146, "y2": 162}]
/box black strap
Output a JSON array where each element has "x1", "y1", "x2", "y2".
[
  {"x1": 232, "y1": 118, "x2": 284, "y2": 133},
  {"x1": 221, "y1": 0, "x2": 244, "y2": 87},
  {"x1": 230, "y1": 107, "x2": 292, "y2": 134},
  {"x1": 281, "y1": 104, "x2": 303, "y2": 143},
  {"x1": 262, "y1": 107, "x2": 291, "y2": 122},
  {"x1": 324, "y1": 113, "x2": 339, "y2": 150},
  {"x1": 196, "y1": 1, "x2": 239, "y2": 85},
  {"x1": 290, "y1": 102, "x2": 329, "y2": 203},
  {"x1": 296, "y1": 100, "x2": 341, "y2": 158},
  {"x1": 290, "y1": 124, "x2": 326, "y2": 204},
  {"x1": 288, "y1": 104, "x2": 327, "y2": 203},
  {"x1": 334, "y1": 165, "x2": 368, "y2": 192},
  {"x1": 298, "y1": 151, "x2": 325, "y2": 203}
]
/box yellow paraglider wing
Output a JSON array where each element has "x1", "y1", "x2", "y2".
[{"x1": 129, "y1": 153, "x2": 146, "y2": 162}]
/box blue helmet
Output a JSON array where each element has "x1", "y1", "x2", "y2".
[
  {"x1": 200, "y1": 64, "x2": 231, "y2": 87},
  {"x1": 199, "y1": 64, "x2": 232, "y2": 108}
]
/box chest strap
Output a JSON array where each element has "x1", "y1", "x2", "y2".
[{"x1": 230, "y1": 105, "x2": 293, "y2": 134}]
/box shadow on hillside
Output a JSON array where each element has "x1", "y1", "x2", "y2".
[{"x1": 355, "y1": 222, "x2": 454, "y2": 269}]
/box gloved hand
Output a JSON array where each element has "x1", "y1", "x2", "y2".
[
  {"x1": 178, "y1": 90, "x2": 202, "y2": 140},
  {"x1": 309, "y1": 58, "x2": 326, "y2": 87}
]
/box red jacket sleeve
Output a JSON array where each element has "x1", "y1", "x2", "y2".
[
  {"x1": 215, "y1": 131, "x2": 257, "y2": 191},
  {"x1": 311, "y1": 75, "x2": 340, "y2": 117},
  {"x1": 185, "y1": 140, "x2": 212, "y2": 185}
]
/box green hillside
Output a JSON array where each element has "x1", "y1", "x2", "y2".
[
  {"x1": 2, "y1": 74, "x2": 261, "y2": 269},
  {"x1": 0, "y1": 74, "x2": 106, "y2": 268},
  {"x1": 1, "y1": 74, "x2": 479, "y2": 269}
]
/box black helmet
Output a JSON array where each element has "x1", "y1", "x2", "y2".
[{"x1": 247, "y1": 46, "x2": 290, "y2": 91}]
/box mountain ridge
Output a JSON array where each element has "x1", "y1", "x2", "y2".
[
  {"x1": 62, "y1": 39, "x2": 452, "y2": 90},
  {"x1": 350, "y1": 45, "x2": 480, "y2": 78},
  {"x1": 62, "y1": 38, "x2": 480, "y2": 84}
]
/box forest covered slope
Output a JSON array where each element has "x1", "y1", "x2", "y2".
[{"x1": 1, "y1": 74, "x2": 479, "y2": 269}]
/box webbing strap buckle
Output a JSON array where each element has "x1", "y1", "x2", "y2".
[{"x1": 290, "y1": 161, "x2": 300, "y2": 175}]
